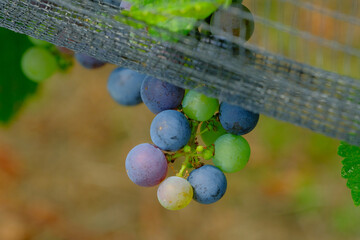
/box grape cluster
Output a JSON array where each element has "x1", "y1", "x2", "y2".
[
  {"x1": 21, "y1": 0, "x2": 257, "y2": 210},
  {"x1": 107, "y1": 67, "x2": 259, "y2": 210}
]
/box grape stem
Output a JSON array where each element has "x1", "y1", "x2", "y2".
[
  {"x1": 199, "y1": 128, "x2": 209, "y2": 135},
  {"x1": 176, "y1": 156, "x2": 190, "y2": 177},
  {"x1": 188, "y1": 120, "x2": 199, "y2": 145},
  {"x1": 175, "y1": 120, "x2": 200, "y2": 177},
  {"x1": 166, "y1": 152, "x2": 185, "y2": 162}
]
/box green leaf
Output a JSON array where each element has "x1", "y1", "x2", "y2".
[
  {"x1": 338, "y1": 141, "x2": 360, "y2": 157},
  {"x1": 123, "y1": 0, "x2": 227, "y2": 40},
  {"x1": 0, "y1": 28, "x2": 38, "y2": 124},
  {"x1": 148, "y1": 17, "x2": 197, "y2": 41},
  {"x1": 351, "y1": 190, "x2": 360, "y2": 206},
  {"x1": 338, "y1": 141, "x2": 360, "y2": 206}
]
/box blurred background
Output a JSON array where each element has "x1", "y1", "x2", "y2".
[
  {"x1": 0, "y1": 0, "x2": 359, "y2": 239},
  {"x1": 0, "y1": 60, "x2": 359, "y2": 240}
]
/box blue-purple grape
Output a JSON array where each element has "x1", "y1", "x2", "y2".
[
  {"x1": 187, "y1": 165, "x2": 227, "y2": 204},
  {"x1": 75, "y1": 53, "x2": 106, "y2": 69},
  {"x1": 219, "y1": 102, "x2": 259, "y2": 135},
  {"x1": 150, "y1": 110, "x2": 191, "y2": 151},
  {"x1": 107, "y1": 68, "x2": 146, "y2": 106},
  {"x1": 125, "y1": 143, "x2": 168, "y2": 187},
  {"x1": 103, "y1": 0, "x2": 121, "y2": 7},
  {"x1": 140, "y1": 77, "x2": 184, "y2": 114}
]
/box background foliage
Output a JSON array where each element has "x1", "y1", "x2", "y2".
[{"x1": 0, "y1": 28, "x2": 37, "y2": 124}]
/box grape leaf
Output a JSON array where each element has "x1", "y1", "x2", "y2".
[
  {"x1": 123, "y1": 0, "x2": 229, "y2": 39},
  {"x1": 0, "y1": 28, "x2": 38, "y2": 124},
  {"x1": 338, "y1": 141, "x2": 360, "y2": 206}
]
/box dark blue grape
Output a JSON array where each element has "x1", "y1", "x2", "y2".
[
  {"x1": 150, "y1": 110, "x2": 191, "y2": 151},
  {"x1": 75, "y1": 53, "x2": 106, "y2": 69},
  {"x1": 125, "y1": 143, "x2": 168, "y2": 187},
  {"x1": 187, "y1": 165, "x2": 227, "y2": 204},
  {"x1": 107, "y1": 68, "x2": 146, "y2": 106},
  {"x1": 141, "y1": 77, "x2": 184, "y2": 114},
  {"x1": 103, "y1": 0, "x2": 121, "y2": 7},
  {"x1": 219, "y1": 102, "x2": 259, "y2": 135}
]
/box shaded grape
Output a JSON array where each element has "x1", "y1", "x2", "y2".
[
  {"x1": 141, "y1": 77, "x2": 184, "y2": 114},
  {"x1": 219, "y1": 102, "x2": 259, "y2": 135},
  {"x1": 107, "y1": 68, "x2": 146, "y2": 106},
  {"x1": 182, "y1": 90, "x2": 219, "y2": 121},
  {"x1": 200, "y1": 118, "x2": 227, "y2": 146},
  {"x1": 75, "y1": 53, "x2": 106, "y2": 69}
]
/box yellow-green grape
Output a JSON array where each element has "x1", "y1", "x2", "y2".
[
  {"x1": 21, "y1": 47, "x2": 57, "y2": 82},
  {"x1": 196, "y1": 145, "x2": 204, "y2": 152},
  {"x1": 184, "y1": 145, "x2": 191, "y2": 153},
  {"x1": 157, "y1": 176, "x2": 193, "y2": 210}
]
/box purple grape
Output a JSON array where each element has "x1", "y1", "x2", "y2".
[
  {"x1": 187, "y1": 165, "x2": 227, "y2": 204},
  {"x1": 219, "y1": 102, "x2": 259, "y2": 135},
  {"x1": 57, "y1": 46, "x2": 73, "y2": 55},
  {"x1": 150, "y1": 110, "x2": 191, "y2": 151},
  {"x1": 75, "y1": 53, "x2": 106, "y2": 69},
  {"x1": 140, "y1": 77, "x2": 184, "y2": 114},
  {"x1": 125, "y1": 143, "x2": 168, "y2": 187},
  {"x1": 107, "y1": 68, "x2": 146, "y2": 106}
]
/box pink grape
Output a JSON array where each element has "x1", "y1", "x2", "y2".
[{"x1": 125, "y1": 143, "x2": 168, "y2": 187}]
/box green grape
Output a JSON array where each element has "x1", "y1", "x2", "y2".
[
  {"x1": 213, "y1": 133, "x2": 250, "y2": 173},
  {"x1": 200, "y1": 118, "x2": 227, "y2": 146},
  {"x1": 203, "y1": 149, "x2": 213, "y2": 160},
  {"x1": 196, "y1": 145, "x2": 204, "y2": 152},
  {"x1": 21, "y1": 47, "x2": 57, "y2": 82},
  {"x1": 182, "y1": 90, "x2": 219, "y2": 121},
  {"x1": 28, "y1": 36, "x2": 51, "y2": 47}
]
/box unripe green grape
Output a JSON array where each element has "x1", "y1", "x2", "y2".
[
  {"x1": 196, "y1": 146, "x2": 204, "y2": 152},
  {"x1": 184, "y1": 145, "x2": 191, "y2": 153},
  {"x1": 21, "y1": 47, "x2": 57, "y2": 82},
  {"x1": 213, "y1": 134, "x2": 250, "y2": 173},
  {"x1": 203, "y1": 149, "x2": 213, "y2": 160},
  {"x1": 182, "y1": 90, "x2": 219, "y2": 121}
]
